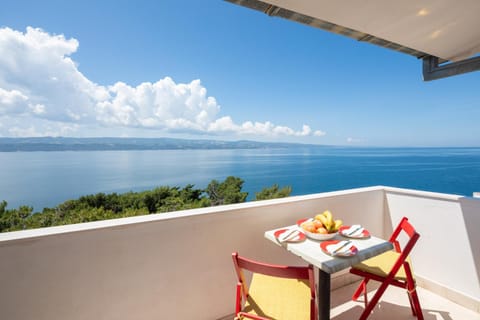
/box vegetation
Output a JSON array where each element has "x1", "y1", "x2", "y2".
[
  {"x1": 0, "y1": 176, "x2": 291, "y2": 233},
  {"x1": 206, "y1": 176, "x2": 248, "y2": 206},
  {"x1": 255, "y1": 184, "x2": 292, "y2": 201}
]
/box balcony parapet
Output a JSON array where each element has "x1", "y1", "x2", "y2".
[{"x1": 0, "y1": 186, "x2": 479, "y2": 318}]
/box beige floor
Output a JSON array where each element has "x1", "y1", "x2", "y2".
[
  {"x1": 330, "y1": 281, "x2": 480, "y2": 320},
  {"x1": 219, "y1": 281, "x2": 480, "y2": 320}
]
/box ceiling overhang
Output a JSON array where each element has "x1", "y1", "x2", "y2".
[{"x1": 226, "y1": 0, "x2": 480, "y2": 81}]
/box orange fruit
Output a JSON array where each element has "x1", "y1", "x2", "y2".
[
  {"x1": 302, "y1": 221, "x2": 316, "y2": 233},
  {"x1": 316, "y1": 227, "x2": 328, "y2": 234},
  {"x1": 313, "y1": 220, "x2": 324, "y2": 229}
]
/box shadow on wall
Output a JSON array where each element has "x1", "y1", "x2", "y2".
[
  {"x1": 459, "y1": 196, "x2": 480, "y2": 296},
  {"x1": 382, "y1": 192, "x2": 394, "y2": 239}
]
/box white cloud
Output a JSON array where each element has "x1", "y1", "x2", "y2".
[
  {"x1": 0, "y1": 26, "x2": 326, "y2": 140},
  {"x1": 0, "y1": 88, "x2": 29, "y2": 114},
  {"x1": 6, "y1": 117, "x2": 79, "y2": 137},
  {"x1": 29, "y1": 103, "x2": 46, "y2": 115},
  {"x1": 208, "y1": 116, "x2": 238, "y2": 133},
  {"x1": 347, "y1": 137, "x2": 365, "y2": 144},
  {"x1": 8, "y1": 126, "x2": 38, "y2": 137},
  {"x1": 0, "y1": 27, "x2": 108, "y2": 124}
]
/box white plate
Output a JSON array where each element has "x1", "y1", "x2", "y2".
[{"x1": 303, "y1": 230, "x2": 337, "y2": 241}]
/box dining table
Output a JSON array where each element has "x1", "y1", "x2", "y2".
[{"x1": 264, "y1": 224, "x2": 394, "y2": 320}]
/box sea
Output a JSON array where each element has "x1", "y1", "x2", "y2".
[{"x1": 1, "y1": 146, "x2": 480, "y2": 211}]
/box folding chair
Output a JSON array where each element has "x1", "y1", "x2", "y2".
[
  {"x1": 350, "y1": 217, "x2": 423, "y2": 320},
  {"x1": 232, "y1": 252, "x2": 317, "y2": 320}
]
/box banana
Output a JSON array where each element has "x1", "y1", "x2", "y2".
[
  {"x1": 322, "y1": 210, "x2": 333, "y2": 222},
  {"x1": 333, "y1": 219, "x2": 343, "y2": 232},
  {"x1": 312, "y1": 210, "x2": 342, "y2": 233},
  {"x1": 322, "y1": 210, "x2": 334, "y2": 231},
  {"x1": 317, "y1": 214, "x2": 329, "y2": 230}
]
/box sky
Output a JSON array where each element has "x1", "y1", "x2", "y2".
[{"x1": 0, "y1": 1, "x2": 479, "y2": 147}]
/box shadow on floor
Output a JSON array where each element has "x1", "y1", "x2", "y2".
[
  {"x1": 330, "y1": 281, "x2": 454, "y2": 320},
  {"x1": 331, "y1": 301, "x2": 453, "y2": 320}
]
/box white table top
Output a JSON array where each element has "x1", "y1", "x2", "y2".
[{"x1": 265, "y1": 225, "x2": 394, "y2": 274}]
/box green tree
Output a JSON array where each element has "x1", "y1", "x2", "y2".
[
  {"x1": 0, "y1": 201, "x2": 33, "y2": 232},
  {"x1": 143, "y1": 186, "x2": 173, "y2": 213},
  {"x1": 0, "y1": 177, "x2": 292, "y2": 233},
  {"x1": 255, "y1": 184, "x2": 292, "y2": 200},
  {"x1": 206, "y1": 176, "x2": 248, "y2": 206}
]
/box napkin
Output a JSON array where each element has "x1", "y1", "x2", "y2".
[
  {"x1": 326, "y1": 240, "x2": 354, "y2": 255},
  {"x1": 345, "y1": 225, "x2": 364, "y2": 237},
  {"x1": 278, "y1": 229, "x2": 300, "y2": 243}
]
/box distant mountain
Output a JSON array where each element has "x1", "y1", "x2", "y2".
[{"x1": 0, "y1": 137, "x2": 321, "y2": 151}]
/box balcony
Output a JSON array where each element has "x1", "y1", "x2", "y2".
[{"x1": 0, "y1": 186, "x2": 479, "y2": 319}]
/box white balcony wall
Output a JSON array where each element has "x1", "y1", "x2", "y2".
[
  {"x1": 384, "y1": 187, "x2": 480, "y2": 311},
  {"x1": 0, "y1": 187, "x2": 384, "y2": 320}
]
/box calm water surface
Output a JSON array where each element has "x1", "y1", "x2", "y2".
[{"x1": 1, "y1": 147, "x2": 479, "y2": 211}]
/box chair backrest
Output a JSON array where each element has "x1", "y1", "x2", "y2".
[
  {"x1": 232, "y1": 252, "x2": 316, "y2": 317},
  {"x1": 387, "y1": 217, "x2": 420, "y2": 279}
]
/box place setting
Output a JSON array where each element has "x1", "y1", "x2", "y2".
[
  {"x1": 273, "y1": 212, "x2": 372, "y2": 258},
  {"x1": 274, "y1": 228, "x2": 306, "y2": 244},
  {"x1": 295, "y1": 213, "x2": 372, "y2": 258},
  {"x1": 320, "y1": 240, "x2": 358, "y2": 257},
  {"x1": 338, "y1": 224, "x2": 370, "y2": 239}
]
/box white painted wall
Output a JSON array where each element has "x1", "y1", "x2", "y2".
[
  {"x1": 384, "y1": 187, "x2": 480, "y2": 309},
  {"x1": 0, "y1": 187, "x2": 384, "y2": 320},
  {"x1": 2, "y1": 186, "x2": 477, "y2": 319}
]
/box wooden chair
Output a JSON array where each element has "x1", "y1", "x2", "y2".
[
  {"x1": 232, "y1": 252, "x2": 317, "y2": 320},
  {"x1": 350, "y1": 217, "x2": 423, "y2": 320}
]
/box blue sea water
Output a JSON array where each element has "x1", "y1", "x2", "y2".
[{"x1": 1, "y1": 146, "x2": 479, "y2": 211}]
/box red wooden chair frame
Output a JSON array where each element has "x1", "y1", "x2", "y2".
[
  {"x1": 350, "y1": 217, "x2": 423, "y2": 320},
  {"x1": 232, "y1": 252, "x2": 317, "y2": 320}
]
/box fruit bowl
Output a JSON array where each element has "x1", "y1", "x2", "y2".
[
  {"x1": 296, "y1": 210, "x2": 343, "y2": 241},
  {"x1": 303, "y1": 229, "x2": 338, "y2": 241}
]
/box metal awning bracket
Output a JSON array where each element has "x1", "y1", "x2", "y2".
[{"x1": 423, "y1": 55, "x2": 480, "y2": 81}]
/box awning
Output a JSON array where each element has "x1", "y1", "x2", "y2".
[{"x1": 226, "y1": 0, "x2": 480, "y2": 81}]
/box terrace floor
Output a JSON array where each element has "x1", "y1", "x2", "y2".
[
  {"x1": 219, "y1": 280, "x2": 480, "y2": 320},
  {"x1": 330, "y1": 281, "x2": 480, "y2": 320}
]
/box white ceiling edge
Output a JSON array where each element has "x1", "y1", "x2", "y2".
[{"x1": 263, "y1": 0, "x2": 480, "y2": 62}]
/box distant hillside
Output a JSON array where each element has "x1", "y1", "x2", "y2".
[{"x1": 0, "y1": 137, "x2": 320, "y2": 151}]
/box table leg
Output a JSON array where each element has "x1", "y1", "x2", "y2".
[{"x1": 317, "y1": 269, "x2": 331, "y2": 320}]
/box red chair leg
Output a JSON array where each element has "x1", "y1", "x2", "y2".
[
  {"x1": 405, "y1": 264, "x2": 423, "y2": 319},
  {"x1": 235, "y1": 283, "x2": 242, "y2": 314},
  {"x1": 352, "y1": 278, "x2": 369, "y2": 301},
  {"x1": 407, "y1": 291, "x2": 416, "y2": 316},
  {"x1": 409, "y1": 288, "x2": 424, "y2": 320},
  {"x1": 363, "y1": 281, "x2": 368, "y2": 308},
  {"x1": 359, "y1": 280, "x2": 390, "y2": 320}
]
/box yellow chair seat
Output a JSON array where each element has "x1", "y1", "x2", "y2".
[
  {"x1": 352, "y1": 250, "x2": 412, "y2": 281},
  {"x1": 240, "y1": 273, "x2": 311, "y2": 320}
]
